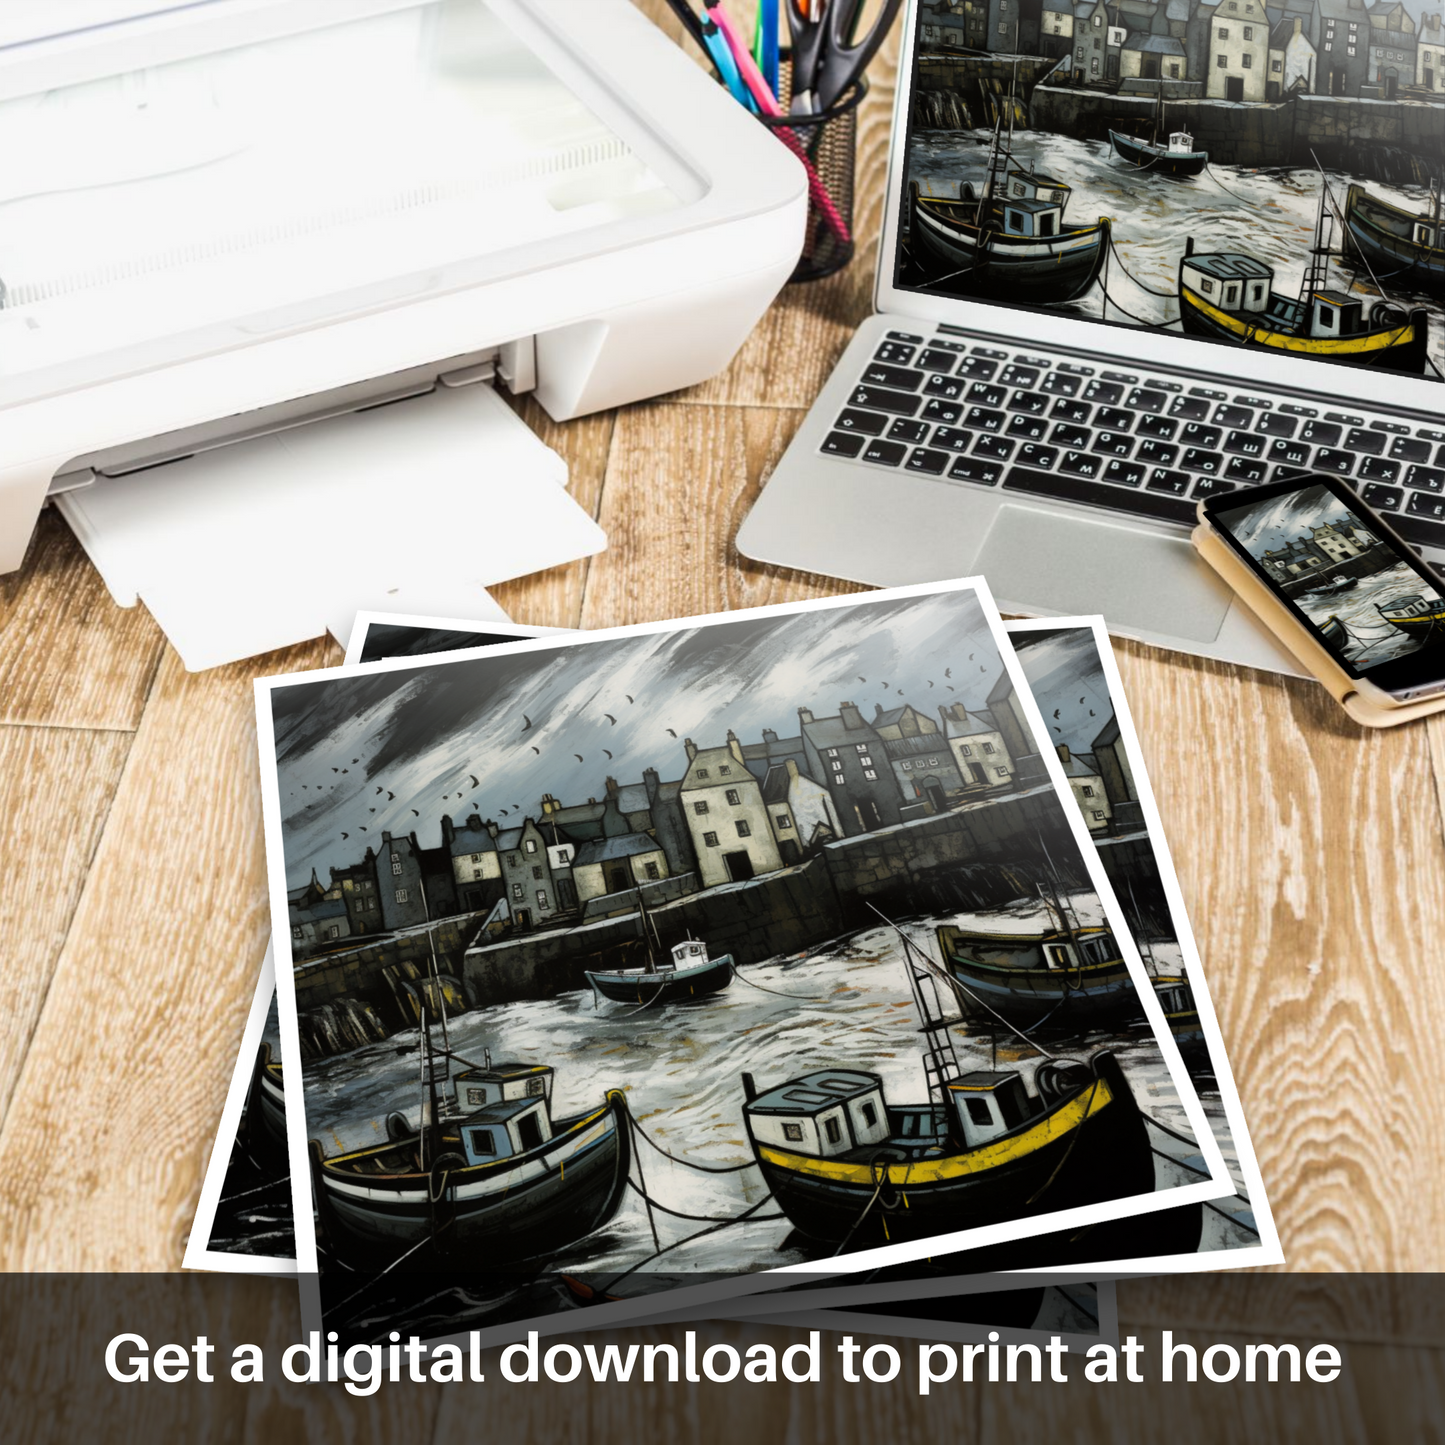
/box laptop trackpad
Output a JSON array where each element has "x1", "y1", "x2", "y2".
[{"x1": 975, "y1": 505, "x2": 1233, "y2": 643}]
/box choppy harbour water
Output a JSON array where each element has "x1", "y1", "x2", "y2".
[
  {"x1": 1296, "y1": 561, "x2": 1445, "y2": 666},
  {"x1": 304, "y1": 894, "x2": 1251, "y2": 1334},
  {"x1": 907, "y1": 130, "x2": 1445, "y2": 378}
]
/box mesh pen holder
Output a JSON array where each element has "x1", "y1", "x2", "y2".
[{"x1": 758, "y1": 65, "x2": 867, "y2": 284}]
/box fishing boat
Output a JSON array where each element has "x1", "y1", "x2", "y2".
[
  {"x1": 1177, "y1": 192, "x2": 1430, "y2": 374},
  {"x1": 741, "y1": 922, "x2": 1156, "y2": 1248},
  {"x1": 908, "y1": 119, "x2": 1109, "y2": 305},
  {"x1": 246, "y1": 1041, "x2": 289, "y2": 1162},
  {"x1": 1109, "y1": 86, "x2": 1207, "y2": 178},
  {"x1": 1342, "y1": 182, "x2": 1445, "y2": 297},
  {"x1": 586, "y1": 937, "x2": 734, "y2": 1006},
  {"x1": 1377, "y1": 593, "x2": 1445, "y2": 638},
  {"x1": 1317, "y1": 614, "x2": 1352, "y2": 650},
  {"x1": 1307, "y1": 575, "x2": 1357, "y2": 596},
  {"x1": 310, "y1": 1051, "x2": 630, "y2": 1266},
  {"x1": 1154, "y1": 976, "x2": 1208, "y2": 1073},
  {"x1": 937, "y1": 891, "x2": 1140, "y2": 1027}
]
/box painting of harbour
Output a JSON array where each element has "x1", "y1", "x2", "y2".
[
  {"x1": 262, "y1": 588, "x2": 1219, "y2": 1342},
  {"x1": 902, "y1": 0, "x2": 1445, "y2": 377},
  {"x1": 1213, "y1": 479, "x2": 1445, "y2": 662}
]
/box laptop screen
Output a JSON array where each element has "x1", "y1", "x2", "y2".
[{"x1": 893, "y1": 0, "x2": 1443, "y2": 385}]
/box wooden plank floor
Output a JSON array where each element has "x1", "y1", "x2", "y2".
[{"x1": 1, "y1": 4, "x2": 1441, "y2": 1439}]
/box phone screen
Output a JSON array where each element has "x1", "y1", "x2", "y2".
[{"x1": 1206, "y1": 476, "x2": 1445, "y2": 693}]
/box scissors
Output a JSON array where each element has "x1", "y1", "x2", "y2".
[{"x1": 786, "y1": 0, "x2": 903, "y2": 114}]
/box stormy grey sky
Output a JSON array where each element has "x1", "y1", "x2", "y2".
[
  {"x1": 1213, "y1": 482, "x2": 1371, "y2": 559},
  {"x1": 1010, "y1": 625, "x2": 1115, "y2": 757},
  {"x1": 268, "y1": 591, "x2": 1010, "y2": 888}
]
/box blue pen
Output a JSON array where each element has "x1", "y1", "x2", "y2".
[
  {"x1": 758, "y1": 0, "x2": 780, "y2": 98},
  {"x1": 700, "y1": 14, "x2": 755, "y2": 110}
]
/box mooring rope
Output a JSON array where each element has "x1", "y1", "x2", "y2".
[
  {"x1": 623, "y1": 1176, "x2": 785, "y2": 1226},
  {"x1": 627, "y1": 1108, "x2": 760, "y2": 1175}
]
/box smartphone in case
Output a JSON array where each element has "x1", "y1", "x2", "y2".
[{"x1": 1192, "y1": 473, "x2": 1445, "y2": 727}]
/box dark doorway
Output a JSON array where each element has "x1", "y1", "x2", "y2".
[
  {"x1": 779, "y1": 839, "x2": 802, "y2": 865},
  {"x1": 604, "y1": 862, "x2": 630, "y2": 894},
  {"x1": 1383, "y1": 69, "x2": 1398, "y2": 99},
  {"x1": 1225, "y1": 75, "x2": 1244, "y2": 101},
  {"x1": 924, "y1": 780, "x2": 947, "y2": 813},
  {"x1": 865, "y1": 800, "x2": 884, "y2": 828},
  {"x1": 1141, "y1": 55, "x2": 1159, "y2": 79},
  {"x1": 1106, "y1": 55, "x2": 1119, "y2": 80},
  {"x1": 1329, "y1": 66, "x2": 1346, "y2": 95},
  {"x1": 1266, "y1": 80, "x2": 1280, "y2": 100},
  {"x1": 514, "y1": 908, "x2": 531, "y2": 929},
  {"x1": 724, "y1": 851, "x2": 755, "y2": 883},
  {"x1": 970, "y1": 762, "x2": 987, "y2": 786}
]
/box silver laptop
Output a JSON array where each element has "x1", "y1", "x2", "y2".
[{"x1": 738, "y1": 0, "x2": 1445, "y2": 675}]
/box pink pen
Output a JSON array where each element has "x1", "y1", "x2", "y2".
[{"x1": 705, "y1": 1, "x2": 853, "y2": 248}]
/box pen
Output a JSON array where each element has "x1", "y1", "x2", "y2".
[{"x1": 753, "y1": 0, "x2": 780, "y2": 99}]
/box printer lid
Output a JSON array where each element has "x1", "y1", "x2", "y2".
[{"x1": 0, "y1": 0, "x2": 717, "y2": 411}]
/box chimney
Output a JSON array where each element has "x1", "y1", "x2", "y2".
[
  {"x1": 839, "y1": 701, "x2": 865, "y2": 730},
  {"x1": 684, "y1": 737, "x2": 698, "y2": 760},
  {"x1": 762, "y1": 728, "x2": 778, "y2": 744},
  {"x1": 798, "y1": 707, "x2": 815, "y2": 724},
  {"x1": 1293, "y1": 14, "x2": 1301, "y2": 32},
  {"x1": 605, "y1": 776, "x2": 619, "y2": 797},
  {"x1": 727, "y1": 729, "x2": 745, "y2": 764},
  {"x1": 466, "y1": 813, "x2": 483, "y2": 830},
  {"x1": 874, "y1": 703, "x2": 885, "y2": 720},
  {"x1": 484, "y1": 819, "x2": 499, "y2": 840},
  {"x1": 440, "y1": 815, "x2": 455, "y2": 845},
  {"x1": 785, "y1": 758, "x2": 800, "y2": 780},
  {"x1": 541, "y1": 793, "x2": 557, "y2": 814},
  {"x1": 642, "y1": 766, "x2": 660, "y2": 800},
  {"x1": 1056, "y1": 743, "x2": 1071, "y2": 765}
]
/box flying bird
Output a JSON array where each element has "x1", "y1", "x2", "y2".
[
  {"x1": 1079, "y1": 697, "x2": 1085, "y2": 704},
  {"x1": 499, "y1": 808, "x2": 510, "y2": 816},
  {"x1": 387, "y1": 792, "x2": 394, "y2": 801},
  {"x1": 332, "y1": 768, "x2": 339, "y2": 773},
  {"x1": 603, "y1": 749, "x2": 613, "y2": 760},
  {"x1": 857, "y1": 676, "x2": 866, "y2": 683},
  {"x1": 666, "y1": 728, "x2": 677, "y2": 738},
  {"x1": 521, "y1": 715, "x2": 533, "y2": 732},
  {"x1": 625, "y1": 695, "x2": 634, "y2": 704},
  {"x1": 1053, "y1": 708, "x2": 1060, "y2": 719},
  {"x1": 531, "y1": 745, "x2": 540, "y2": 754},
  {"x1": 411, "y1": 809, "x2": 419, "y2": 816},
  {"x1": 979, "y1": 665, "x2": 986, "y2": 672},
  {"x1": 604, "y1": 713, "x2": 616, "y2": 725},
  {"x1": 1053, "y1": 725, "x2": 1062, "y2": 733},
  {"x1": 341, "y1": 769, "x2": 348, "y2": 774},
  {"x1": 359, "y1": 825, "x2": 367, "y2": 831},
  {"x1": 927, "y1": 680, "x2": 934, "y2": 688},
  {"x1": 352, "y1": 759, "x2": 359, "y2": 764},
  {"x1": 469, "y1": 775, "x2": 479, "y2": 788},
  {"x1": 369, "y1": 808, "x2": 376, "y2": 813},
  {"x1": 947, "y1": 686, "x2": 955, "y2": 692},
  {"x1": 1089, "y1": 709, "x2": 1096, "y2": 717},
  {"x1": 375, "y1": 787, "x2": 383, "y2": 795},
  {"x1": 945, "y1": 667, "x2": 952, "y2": 678},
  {"x1": 341, "y1": 832, "x2": 349, "y2": 839},
  {"x1": 882, "y1": 681, "x2": 888, "y2": 688},
  {"x1": 968, "y1": 654, "x2": 974, "y2": 661},
  {"x1": 574, "y1": 754, "x2": 584, "y2": 763}
]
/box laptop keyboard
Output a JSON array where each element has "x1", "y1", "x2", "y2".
[{"x1": 822, "y1": 330, "x2": 1445, "y2": 555}]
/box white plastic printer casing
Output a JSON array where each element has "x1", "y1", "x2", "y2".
[{"x1": 0, "y1": 0, "x2": 807, "y2": 573}]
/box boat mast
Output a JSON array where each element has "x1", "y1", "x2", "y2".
[
  {"x1": 637, "y1": 878, "x2": 659, "y2": 974},
  {"x1": 981, "y1": 114, "x2": 1005, "y2": 220},
  {"x1": 867, "y1": 904, "x2": 963, "y2": 1109},
  {"x1": 416, "y1": 869, "x2": 453, "y2": 1065},
  {"x1": 1299, "y1": 181, "x2": 1333, "y2": 303}
]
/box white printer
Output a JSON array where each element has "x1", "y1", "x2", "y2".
[{"x1": 0, "y1": 0, "x2": 806, "y2": 665}]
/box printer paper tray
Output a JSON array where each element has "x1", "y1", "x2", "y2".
[{"x1": 56, "y1": 383, "x2": 604, "y2": 671}]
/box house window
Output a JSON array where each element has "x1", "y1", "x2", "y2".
[
  {"x1": 697, "y1": 768, "x2": 709, "y2": 779},
  {"x1": 395, "y1": 887, "x2": 409, "y2": 903},
  {"x1": 719, "y1": 765, "x2": 731, "y2": 776},
  {"x1": 824, "y1": 1117, "x2": 842, "y2": 1145},
  {"x1": 1271, "y1": 58, "x2": 1282, "y2": 71},
  {"x1": 961, "y1": 745, "x2": 972, "y2": 756},
  {"x1": 466, "y1": 1088, "x2": 485, "y2": 1106},
  {"x1": 1082, "y1": 785, "x2": 1095, "y2": 797},
  {"x1": 736, "y1": 820, "x2": 752, "y2": 838},
  {"x1": 1201, "y1": 278, "x2": 1215, "y2": 294},
  {"x1": 536, "y1": 890, "x2": 548, "y2": 908},
  {"x1": 860, "y1": 1101, "x2": 878, "y2": 1129},
  {"x1": 902, "y1": 761, "x2": 913, "y2": 771},
  {"x1": 783, "y1": 1123, "x2": 803, "y2": 1142},
  {"x1": 1218, "y1": 25, "x2": 1228, "y2": 38},
  {"x1": 1242, "y1": 52, "x2": 1252, "y2": 66},
  {"x1": 392, "y1": 859, "x2": 403, "y2": 876},
  {"x1": 996, "y1": 767, "x2": 1009, "y2": 778},
  {"x1": 694, "y1": 800, "x2": 709, "y2": 815},
  {"x1": 831, "y1": 759, "x2": 843, "y2": 771},
  {"x1": 1169, "y1": 61, "x2": 1180, "y2": 77},
  {"x1": 928, "y1": 758, "x2": 939, "y2": 768},
  {"x1": 1346, "y1": 45, "x2": 1355, "y2": 55},
  {"x1": 509, "y1": 854, "x2": 519, "y2": 867},
  {"x1": 725, "y1": 788, "x2": 741, "y2": 805},
  {"x1": 291, "y1": 925, "x2": 302, "y2": 939},
  {"x1": 1243, "y1": 25, "x2": 1252, "y2": 38},
  {"x1": 1217, "y1": 54, "x2": 1227, "y2": 67},
  {"x1": 511, "y1": 883, "x2": 523, "y2": 900},
  {"x1": 644, "y1": 862, "x2": 660, "y2": 880},
  {"x1": 532, "y1": 866, "x2": 543, "y2": 880},
  {"x1": 1092, "y1": 810, "x2": 1106, "y2": 821},
  {"x1": 855, "y1": 743, "x2": 868, "y2": 752},
  {"x1": 983, "y1": 742, "x2": 996, "y2": 754},
  {"x1": 859, "y1": 755, "x2": 873, "y2": 767},
  {"x1": 703, "y1": 831, "x2": 719, "y2": 847},
  {"x1": 831, "y1": 775, "x2": 845, "y2": 786},
  {"x1": 863, "y1": 769, "x2": 878, "y2": 781},
  {"x1": 473, "y1": 866, "x2": 483, "y2": 879},
  {"x1": 776, "y1": 814, "x2": 792, "y2": 829},
  {"x1": 827, "y1": 748, "x2": 838, "y2": 757}
]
